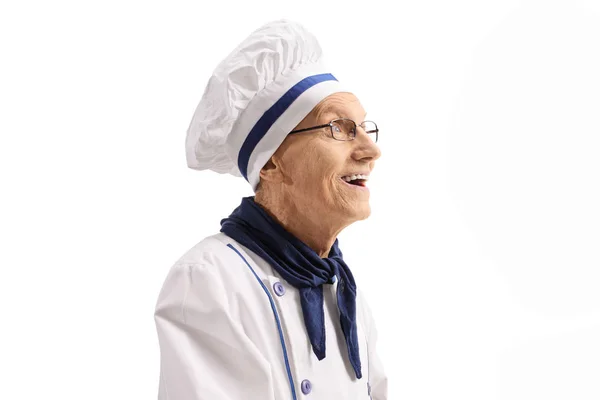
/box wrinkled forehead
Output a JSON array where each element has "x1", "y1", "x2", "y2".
[{"x1": 314, "y1": 93, "x2": 367, "y2": 121}]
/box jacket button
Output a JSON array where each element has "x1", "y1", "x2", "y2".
[
  {"x1": 301, "y1": 379, "x2": 312, "y2": 394},
  {"x1": 273, "y1": 281, "x2": 286, "y2": 296}
]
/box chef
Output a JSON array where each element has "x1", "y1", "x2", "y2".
[{"x1": 154, "y1": 19, "x2": 388, "y2": 400}]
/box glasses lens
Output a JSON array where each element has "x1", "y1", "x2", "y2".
[
  {"x1": 330, "y1": 119, "x2": 356, "y2": 141},
  {"x1": 361, "y1": 121, "x2": 378, "y2": 143}
]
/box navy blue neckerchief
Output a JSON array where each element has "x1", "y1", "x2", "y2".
[{"x1": 220, "y1": 196, "x2": 362, "y2": 379}]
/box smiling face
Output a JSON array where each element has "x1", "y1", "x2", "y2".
[{"x1": 258, "y1": 92, "x2": 382, "y2": 227}]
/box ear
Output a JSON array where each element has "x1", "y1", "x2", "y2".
[{"x1": 259, "y1": 155, "x2": 284, "y2": 184}]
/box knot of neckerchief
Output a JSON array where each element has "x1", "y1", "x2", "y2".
[{"x1": 220, "y1": 196, "x2": 362, "y2": 379}]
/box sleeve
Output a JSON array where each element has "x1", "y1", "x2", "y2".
[
  {"x1": 359, "y1": 290, "x2": 389, "y2": 400},
  {"x1": 154, "y1": 262, "x2": 276, "y2": 400}
]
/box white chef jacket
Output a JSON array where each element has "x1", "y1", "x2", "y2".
[{"x1": 154, "y1": 232, "x2": 388, "y2": 400}]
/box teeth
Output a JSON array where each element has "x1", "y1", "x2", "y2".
[{"x1": 342, "y1": 174, "x2": 369, "y2": 182}]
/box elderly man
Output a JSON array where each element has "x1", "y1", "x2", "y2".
[{"x1": 154, "y1": 19, "x2": 387, "y2": 400}]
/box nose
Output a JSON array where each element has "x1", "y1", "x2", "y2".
[{"x1": 351, "y1": 127, "x2": 382, "y2": 162}]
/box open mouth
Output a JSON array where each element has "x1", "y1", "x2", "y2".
[
  {"x1": 340, "y1": 174, "x2": 369, "y2": 188},
  {"x1": 343, "y1": 178, "x2": 367, "y2": 187}
]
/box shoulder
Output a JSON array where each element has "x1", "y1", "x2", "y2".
[
  {"x1": 155, "y1": 233, "x2": 243, "y2": 316},
  {"x1": 173, "y1": 232, "x2": 237, "y2": 266},
  {"x1": 171, "y1": 232, "x2": 272, "y2": 279},
  {"x1": 156, "y1": 232, "x2": 267, "y2": 302},
  {"x1": 158, "y1": 233, "x2": 255, "y2": 290},
  {"x1": 155, "y1": 233, "x2": 274, "y2": 324},
  {"x1": 156, "y1": 232, "x2": 239, "y2": 293}
]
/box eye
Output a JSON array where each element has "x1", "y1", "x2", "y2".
[{"x1": 330, "y1": 119, "x2": 356, "y2": 141}]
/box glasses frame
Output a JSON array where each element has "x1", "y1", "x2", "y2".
[{"x1": 289, "y1": 118, "x2": 379, "y2": 143}]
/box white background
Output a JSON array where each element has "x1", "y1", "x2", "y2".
[{"x1": 1, "y1": 0, "x2": 599, "y2": 399}]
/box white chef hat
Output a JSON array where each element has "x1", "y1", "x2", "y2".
[{"x1": 185, "y1": 19, "x2": 347, "y2": 192}]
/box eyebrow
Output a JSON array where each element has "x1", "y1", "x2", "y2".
[{"x1": 318, "y1": 103, "x2": 368, "y2": 120}]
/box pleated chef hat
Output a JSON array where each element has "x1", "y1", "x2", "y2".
[{"x1": 185, "y1": 19, "x2": 347, "y2": 192}]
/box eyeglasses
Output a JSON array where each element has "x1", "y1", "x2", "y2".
[{"x1": 289, "y1": 118, "x2": 379, "y2": 143}]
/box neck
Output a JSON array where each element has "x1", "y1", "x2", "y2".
[{"x1": 253, "y1": 194, "x2": 347, "y2": 258}]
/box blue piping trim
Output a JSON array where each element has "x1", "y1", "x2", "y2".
[
  {"x1": 237, "y1": 73, "x2": 338, "y2": 181},
  {"x1": 226, "y1": 243, "x2": 298, "y2": 400}
]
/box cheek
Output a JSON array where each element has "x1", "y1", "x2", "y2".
[
  {"x1": 294, "y1": 145, "x2": 332, "y2": 181},
  {"x1": 284, "y1": 148, "x2": 324, "y2": 194},
  {"x1": 286, "y1": 140, "x2": 346, "y2": 201},
  {"x1": 304, "y1": 156, "x2": 334, "y2": 194},
  {"x1": 318, "y1": 158, "x2": 347, "y2": 203}
]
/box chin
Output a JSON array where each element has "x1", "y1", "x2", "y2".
[
  {"x1": 358, "y1": 204, "x2": 371, "y2": 220},
  {"x1": 346, "y1": 202, "x2": 371, "y2": 222}
]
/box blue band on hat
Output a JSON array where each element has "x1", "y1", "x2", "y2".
[{"x1": 237, "y1": 73, "x2": 338, "y2": 181}]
